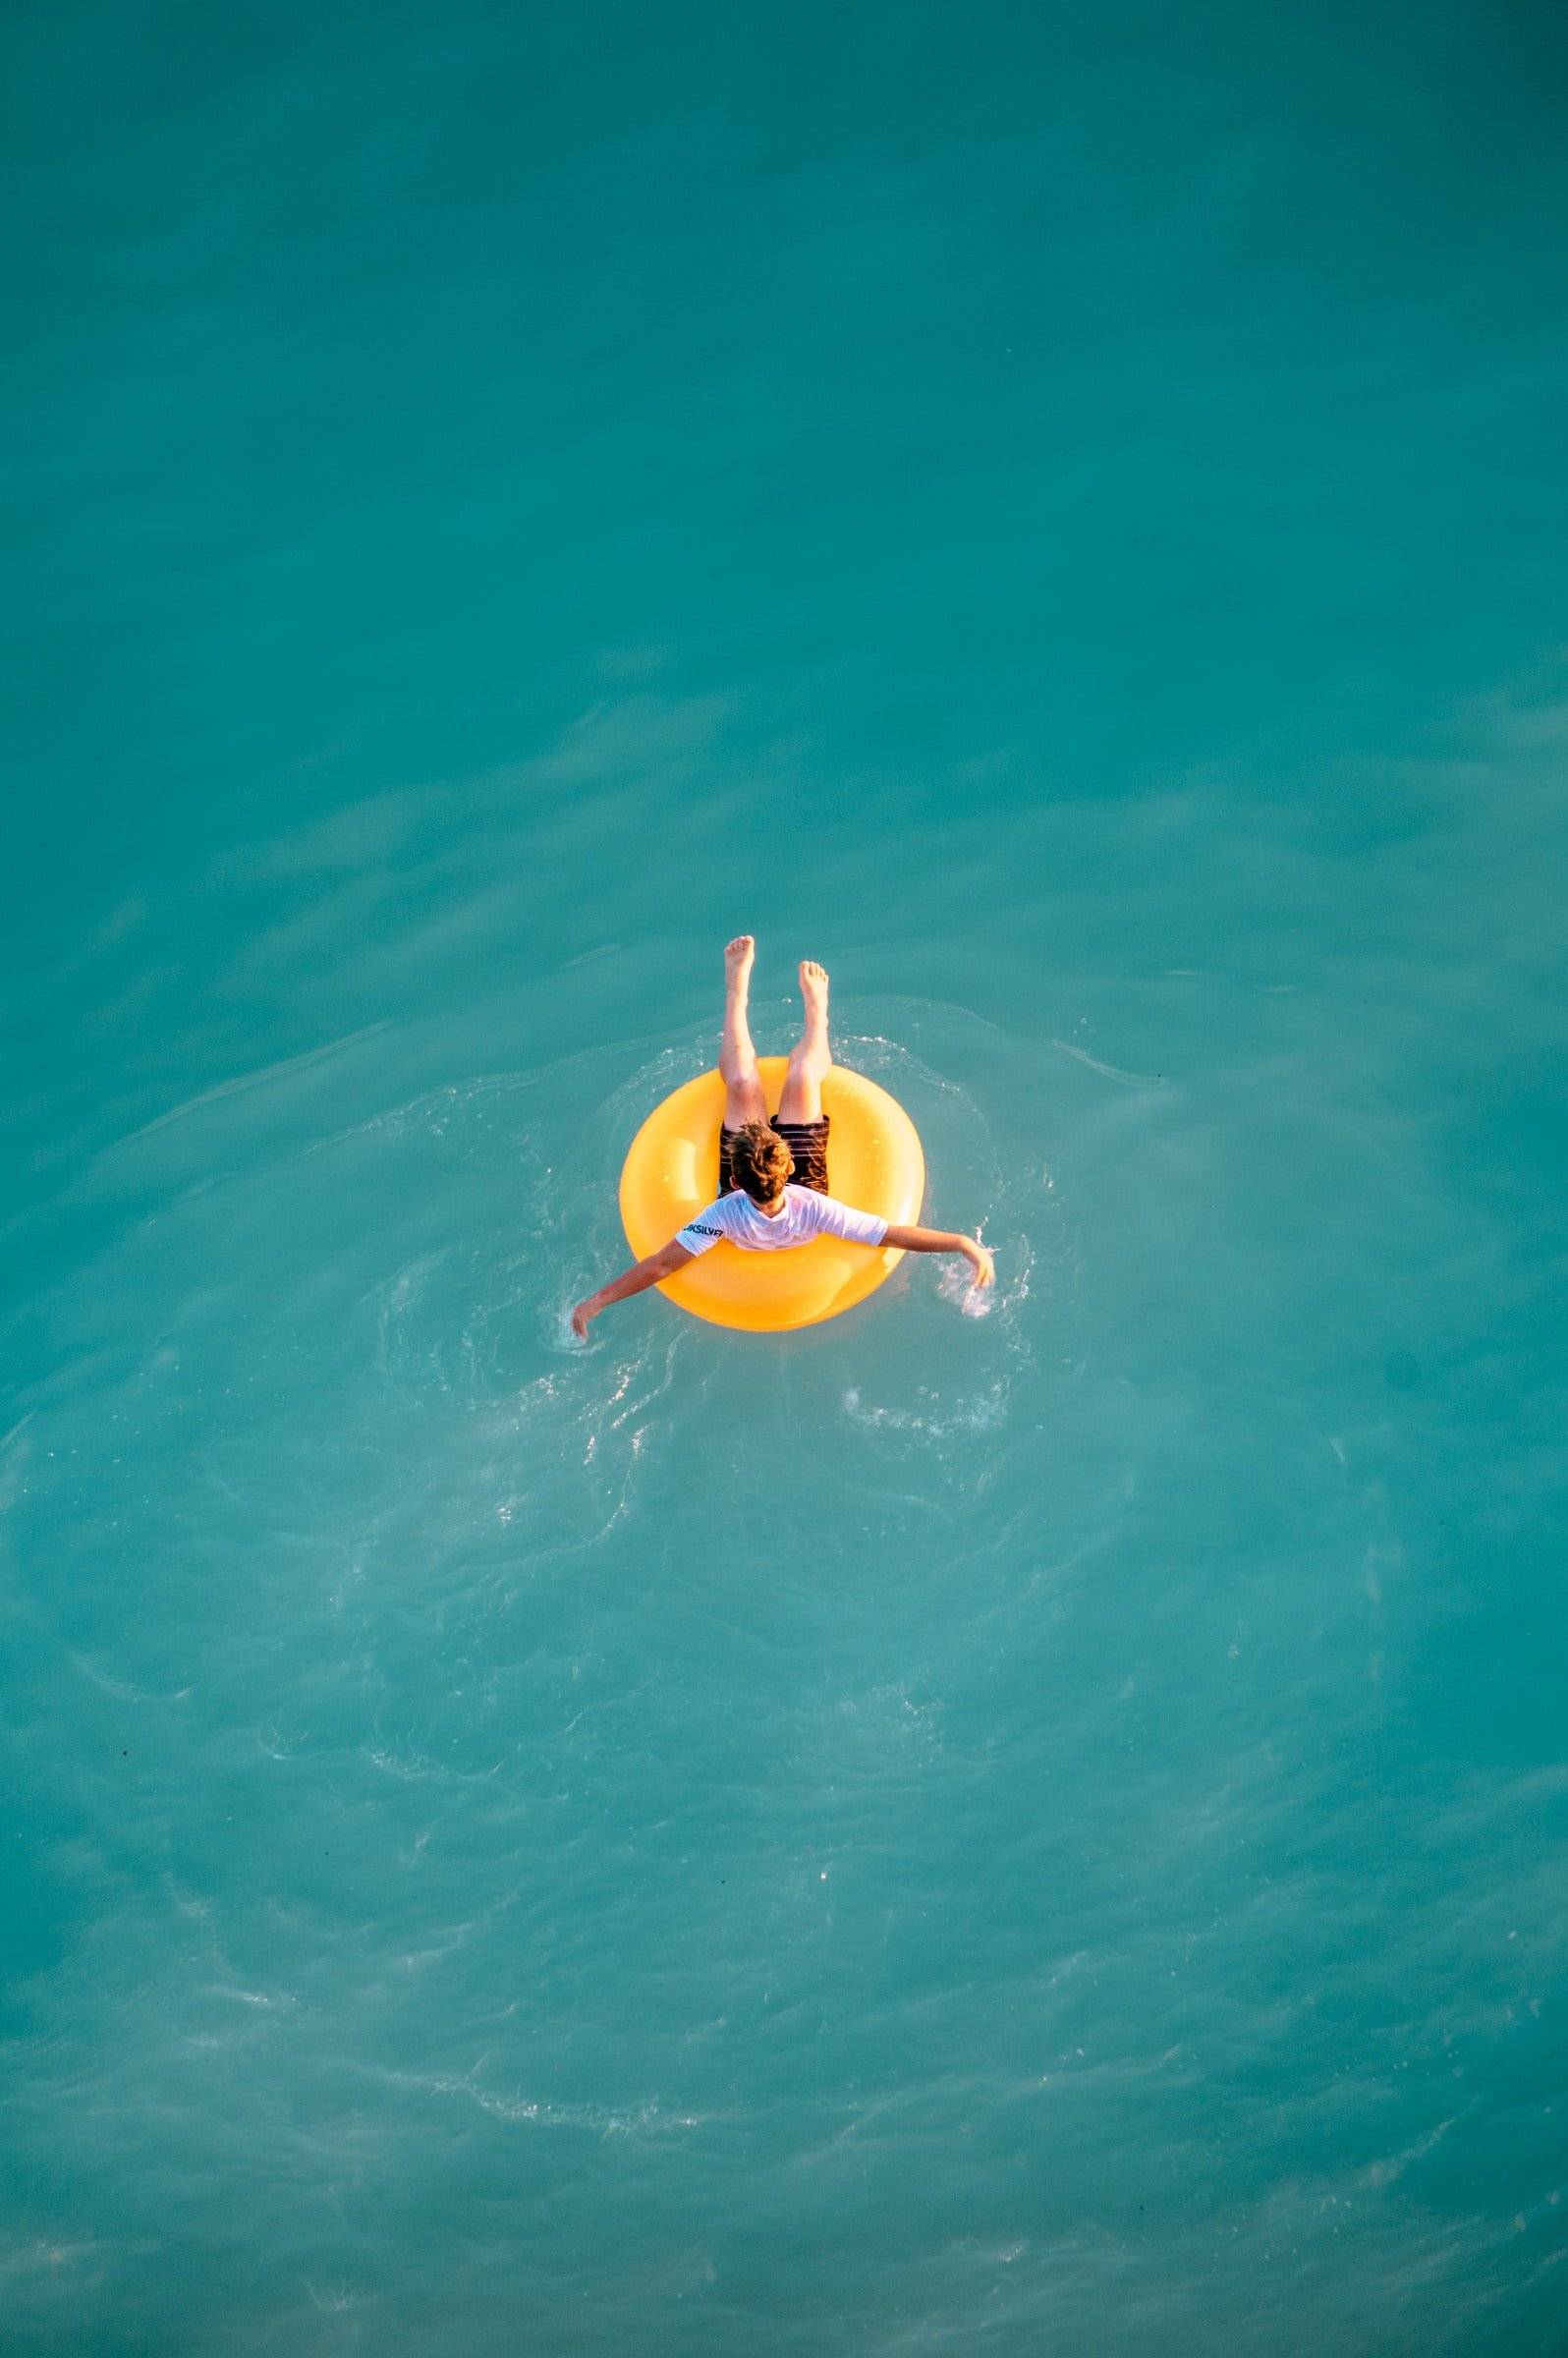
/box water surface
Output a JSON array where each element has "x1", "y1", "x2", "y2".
[{"x1": 4, "y1": 3, "x2": 1566, "y2": 2352}]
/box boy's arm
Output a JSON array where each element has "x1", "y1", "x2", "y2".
[
  {"x1": 881, "y1": 1225, "x2": 994, "y2": 1286},
  {"x1": 572, "y1": 1238, "x2": 696, "y2": 1337}
]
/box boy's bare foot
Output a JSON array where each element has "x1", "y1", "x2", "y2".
[
  {"x1": 798, "y1": 958, "x2": 829, "y2": 1038},
  {"x1": 725, "y1": 935, "x2": 756, "y2": 995}
]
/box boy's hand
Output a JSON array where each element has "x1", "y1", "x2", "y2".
[
  {"x1": 964, "y1": 1239, "x2": 995, "y2": 1287},
  {"x1": 570, "y1": 1300, "x2": 594, "y2": 1339}
]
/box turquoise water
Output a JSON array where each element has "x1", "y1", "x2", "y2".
[{"x1": 5, "y1": 2, "x2": 1567, "y2": 2350}]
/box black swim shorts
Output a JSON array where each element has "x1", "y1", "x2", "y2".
[{"x1": 718, "y1": 1117, "x2": 830, "y2": 1197}]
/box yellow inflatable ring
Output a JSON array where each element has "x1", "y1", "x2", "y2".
[{"x1": 619, "y1": 1056, "x2": 925, "y2": 1332}]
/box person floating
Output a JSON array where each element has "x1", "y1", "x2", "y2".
[{"x1": 571, "y1": 938, "x2": 994, "y2": 1337}]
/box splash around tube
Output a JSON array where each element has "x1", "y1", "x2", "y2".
[{"x1": 619, "y1": 1057, "x2": 926, "y2": 1332}]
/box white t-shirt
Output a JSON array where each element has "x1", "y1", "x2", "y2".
[{"x1": 676, "y1": 1185, "x2": 888, "y2": 1258}]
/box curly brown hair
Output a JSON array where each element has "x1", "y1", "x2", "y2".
[{"x1": 728, "y1": 1120, "x2": 794, "y2": 1204}]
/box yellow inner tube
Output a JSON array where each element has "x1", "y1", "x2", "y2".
[{"x1": 619, "y1": 1057, "x2": 926, "y2": 1332}]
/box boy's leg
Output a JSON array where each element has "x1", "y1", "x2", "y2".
[
  {"x1": 720, "y1": 935, "x2": 767, "y2": 1129},
  {"x1": 776, "y1": 960, "x2": 831, "y2": 1124}
]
